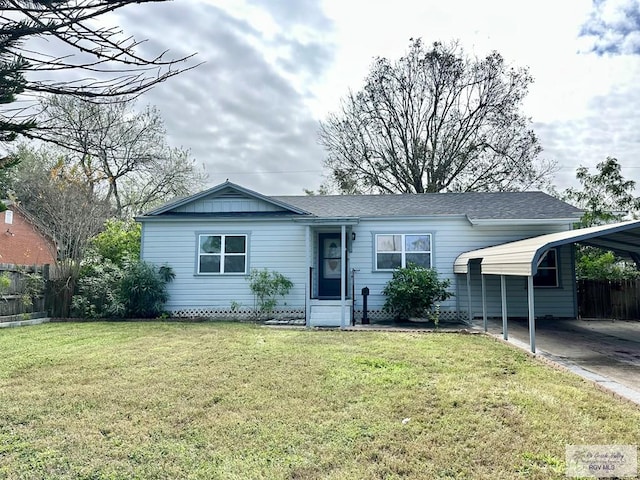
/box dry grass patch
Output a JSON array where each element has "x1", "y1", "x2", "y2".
[{"x1": 0, "y1": 322, "x2": 638, "y2": 479}]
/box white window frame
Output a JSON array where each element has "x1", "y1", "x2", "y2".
[
  {"x1": 197, "y1": 234, "x2": 248, "y2": 275},
  {"x1": 374, "y1": 233, "x2": 432, "y2": 271}
]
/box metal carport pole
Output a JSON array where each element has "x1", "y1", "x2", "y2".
[
  {"x1": 527, "y1": 275, "x2": 536, "y2": 353},
  {"x1": 340, "y1": 225, "x2": 346, "y2": 329},
  {"x1": 481, "y1": 274, "x2": 487, "y2": 332},
  {"x1": 305, "y1": 225, "x2": 311, "y2": 327},
  {"x1": 501, "y1": 275, "x2": 508, "y2": 340},
  {"x1": 466, "y1": 272, "x2": 472, "y2": 324}
]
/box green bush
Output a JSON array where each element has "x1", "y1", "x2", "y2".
[
  {"x1": 248, "y1": 268, "x2": 293, "y2": 319},
  {"x1": 0, "y1": 272, "x2": 10, "y2": 296},
  {"x1": 71, "y1": 253, "x2": 124, "y2": 318},
  {"x1": 576, "y1": 247, "x2": 640, "y2": 280},
  {"x1": 382, "y1": 264, "x2": 453, "y2": 321},
  {"x1": 20, "y1": 271, "x2": 45, "y2": 314},
  {"x1": 72, "y1": 254, "x2": 174, "y2": 319},
  {"x1": 118, "y1": 260, "x2": 175, "y2": 318},
  {"x1": 90, "y1": 219, "x2": 141, "y2": 267}
]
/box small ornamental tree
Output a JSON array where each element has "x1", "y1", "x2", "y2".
[
  {"x1": 382, "y1": 264, "x2": 453, "y2": 321},
  {"x1": 248, "y1": 269, "x2": 293, "y2": 319}
]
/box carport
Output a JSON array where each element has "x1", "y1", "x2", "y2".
[{"x1": 453, "y1": 219, "x2": 640, "y2": 353}]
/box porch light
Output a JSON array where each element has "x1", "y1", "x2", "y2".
[{"x1": 352, "y1": 232, "x2": 356, "y2": 241}]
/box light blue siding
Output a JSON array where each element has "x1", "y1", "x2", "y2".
[
  {"x1": 348, "y1": 217, "x2": 576, "y2": 318},
  {"x1": 142, "y1": 220, "x2": 308, "y2": 314},
  {"x1": 456, "y1": 244, "x2": 576, "y2": 319},
  {"x1": 141, "y1": 215, "x2": 577, "y2": 319},
  {"x1": 173, "y1": 194, "x2": 288, "y2": 214}
]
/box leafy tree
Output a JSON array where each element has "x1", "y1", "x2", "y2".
[
  {"x1": 319, "y1": 39, "x2": 555, "y2": 194},
  {"x1": 0, "y1": 0, "x2": 195, "y2": 157},
  {"x1": 382, "y1": 264, "x2": 453, "y2": 321},
  {"x1": 576, "y1": 250, "x2": 639, "y2": 280},
  {"x1": 9, "y1": 145, "x2": 111, "y2": 315},
  {"x1": 564, "y1": 157, "x2": 640, "y2": 280},
  {"x1": 564, "y1": 157, "x2": 640, "y2": 227},
  {"x1": 90, "y1": 219, "x2": 141, "y2": 267}
]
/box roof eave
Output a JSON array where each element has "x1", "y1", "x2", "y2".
[
  {"x1": 292, "y1": 216, "x2": 360, "y2": 225},
  {"x1": 468, "y1": 217, "x2": 581, "y2": 226},
  {"x1": 136, "y1": 214, "x2": 309, "y2": 223},
  {"x1": 144, "y1": 181, "x2": 312, "y2": 216}
]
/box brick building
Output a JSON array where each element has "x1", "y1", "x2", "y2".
[{"x1": 0, "y1": 202, "x2": 56, "y2": 266}]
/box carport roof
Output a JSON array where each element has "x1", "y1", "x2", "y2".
[{"x1": 453, "y1": 220, "x2": 640, "y2": 276}]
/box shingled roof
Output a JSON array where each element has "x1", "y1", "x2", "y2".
[
  {"x1": 273, "y1": 191, "x2": 582, "y2": 222},
  {"x1": 141, "y1": 181, "x2": 582, "y2": 223}
]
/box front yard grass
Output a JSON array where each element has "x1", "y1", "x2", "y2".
[{"x1": 0, "y1": 322, "x2": 638, "y2": 479}]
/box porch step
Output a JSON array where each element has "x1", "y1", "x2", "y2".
[{"x1": 309, "y1": 302, "x2": 352, "y2": 327}]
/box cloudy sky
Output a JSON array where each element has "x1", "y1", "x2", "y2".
[{"x1": 108, "y1": 0, "x2": 640, "y2": 195}]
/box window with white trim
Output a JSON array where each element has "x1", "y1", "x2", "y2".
[
  {"x1": 533, "y1": 248, "x2": 558, "y2": 287},
  {"x1": 375, "y1": 233, "x2": 432, "y2": 270},
  {"x1": 198, "y1": 234, "x2": 247, "y2": 274}
]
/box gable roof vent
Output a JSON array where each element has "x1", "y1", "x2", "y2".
[{"x1": 218, "y1": 191, "x2": 245, "y2": 199}]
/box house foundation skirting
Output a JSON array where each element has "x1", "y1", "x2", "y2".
[
  {"x1": 171, "y1": 307, "x2": 305, "y2": 321},
  {"x1": 352, "y1": 310, "x2": 467, "y2": 323},
  {"x1": 170, "y1": 307, "x2": 468, "y2": 324}
]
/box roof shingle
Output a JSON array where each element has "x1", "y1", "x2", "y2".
[{"x1": 272, "y1": 192, "x2": 582, "y2": 221}]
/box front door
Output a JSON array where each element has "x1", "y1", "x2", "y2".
[{"x1": 318, "y1": 233, "x2": 345, "y2": 298}]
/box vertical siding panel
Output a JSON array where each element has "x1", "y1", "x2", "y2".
[{"x1": 173, "y1": 197, "x2": 285, "y2": 213}]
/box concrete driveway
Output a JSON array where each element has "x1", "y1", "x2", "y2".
[{"x1": 479, "y1": 317, "x2": 640, "y2": 402}]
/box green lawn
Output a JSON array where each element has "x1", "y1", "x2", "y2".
[{"x1": 0, "y1": 322, "x2": 638, "y2": 479}]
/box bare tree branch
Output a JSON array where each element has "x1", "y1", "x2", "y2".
[
  {"x1": 34, "y1": 95, "x2": 207, "y2": 216},
  {"x1": 319, "y1": 39, "x2": 555, "y2": 194},
  {"x1": 0, "y1": 0, "x2": 200, "y2": 150}
]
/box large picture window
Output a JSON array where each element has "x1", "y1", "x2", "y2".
[
  {"x1": 198, "y1": 234, "x2": 247, "y2": 274},
  {"x1": 533, "y1": 248, "x2": 558, "y2": 287},
  {"x1": 375, "y1": 233, "x2": 432, "y2": 270}
]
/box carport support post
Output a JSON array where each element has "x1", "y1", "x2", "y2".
[
  {"x1": 305, "y1": 225, "x2": 311, "y2": 327},
  {"x1": 340, "y1": 225, "x2": 346, "y2": 329},
  {"x1": 501, "y1": 275, "x2": 508, "y2": 340},
  {"x1": 466, "y1": 272, "x2": 472, "y2": 324},
  {"x1": 527, "y1": 275, "x2": 536, "y2": 353},
  {"x1": 481, "y1": 274, "x2": 487, "y2": 332}
]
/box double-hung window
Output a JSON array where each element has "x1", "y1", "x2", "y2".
[
  {"x1": 198, "y1": 234, "x2": 247, "y2": 274},
  {"x1": 533, "y1": 248, "x2": 558, "y2": 287},
  {"x1": 375, "y1": 233, "x2": 432, "y2": 270}
]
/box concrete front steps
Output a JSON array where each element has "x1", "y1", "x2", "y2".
[{"x1": 309, "y1": 300, "x2": 352, "y2": 327}]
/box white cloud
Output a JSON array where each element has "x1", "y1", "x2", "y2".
[{"x1": 93, "y1": 0, "x2": 640, "y2": 195}]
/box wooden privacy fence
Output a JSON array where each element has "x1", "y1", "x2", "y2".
[
  {"x1": 0, "y1": 263, "x2": 49, "y2": 320},
  {"x1": 577, "y1": 279, "x2": 640, "y2": 320}
]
